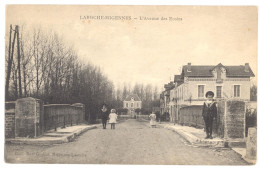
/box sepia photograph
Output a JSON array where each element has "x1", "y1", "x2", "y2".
[{"x1": 3, "y1": 4, "x2": 258, "y2": 165}]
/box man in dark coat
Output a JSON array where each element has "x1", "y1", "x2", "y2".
[
  {"x1": 101, "y1": 104, "x2": 109, "y2": 129},
  {"x1": 202, "y1": 91, "x2": 217, "y2": 139}
]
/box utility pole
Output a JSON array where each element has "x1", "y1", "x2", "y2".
[
  {"x1": 16, "y1": 25, "x2": 22, "y2": 98},
  {"x1": 5, "y1": 25, "x2": 17, "y2": 100}
]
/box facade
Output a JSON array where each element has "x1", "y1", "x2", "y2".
[
  {"x1": 164, "y1": 63, "x2": 255, "y2": 123},
  {"x1": 123, "y1": 94, "x2": 142, "y2": 117},
  {"x1": 160, "y1": 82, "x2": 174, "y2": 121}
]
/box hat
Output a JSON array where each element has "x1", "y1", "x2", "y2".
[{"x1": 205, "y1": 91, "x2": 214, "y2": 97}]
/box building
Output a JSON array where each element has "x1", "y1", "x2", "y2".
[
  {"x1": 123, "y1": 94, "x2": 142, "y2": 117},
  {"x1": 168, "y1": 63, "x2": 255, "y2": 123},
  {"x1": 160, "y1": 82, "x2": 174, "y2": 121}
]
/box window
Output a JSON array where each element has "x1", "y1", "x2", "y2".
[
  {"x1": 217, "y1": 68, "x2": 221, "y2": 79},
  {"x1": 126, "y1": 103, "x2": 128, "y2": 108},
  {"x1": 131, "y1": 103, "x2": 134, "y2": 107},
  {"x1": 216, "y1": 86, "x2": 222, "y2": 98},
  {"x1": 198, "y1": 85, "x2": 204, "y2": 98},
  {"x1": 234, "y1": 85, "x2": 240, "y2": 97}
]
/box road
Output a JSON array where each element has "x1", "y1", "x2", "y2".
[{"x1": 5, "y1": 119, "x2": 248, "y2": 165}]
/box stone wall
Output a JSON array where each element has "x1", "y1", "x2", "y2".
[
  {"x1": 245, "y1": 127, "x2": 257, "y2": 162},
  {"x1": 5, "y1": 102, "x2": 16, "y2": 138}
]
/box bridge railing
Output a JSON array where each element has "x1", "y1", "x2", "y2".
[{"x1": 43, "y1": 104, "x2": 85, "y2": 131}]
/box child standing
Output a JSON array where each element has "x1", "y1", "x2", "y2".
[
  {"x1": 202, "y1": 91, "x2": 217, "y2": 139},
  {"x1": 101, "y1": 104, "x2": 109, "y2": 129},
  {"x1": 109, "y1": 109, "x2": 118, "y2": 129},
  {"x1": 149, "y1": 112, "x2": 157, "y2": 128}
]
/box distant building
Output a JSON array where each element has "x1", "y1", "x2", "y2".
[
  {"x1": 160, "y1": 82, "x2": 174, "y2": 121},
  {"x1": 123, "y1": 94, "x2": 142, "y2": 117}
]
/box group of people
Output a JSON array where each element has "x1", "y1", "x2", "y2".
[
  {"x1": 100, "y1": 90, "x2": 217, "y2": 139},
  {"x1": 100, "y1": 104, "x2": 118, "y2": 129}
]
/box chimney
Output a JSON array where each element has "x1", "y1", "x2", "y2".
[
  {"x1": 187, "y1": 63, "x2": 191, "y2": 72},
  {"x1": 245, "y1": 63, "x2": 249, "y2": 72}
]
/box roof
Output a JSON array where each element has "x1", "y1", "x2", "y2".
[
  {"x1": 174, "y1": 75, "x2": 182, "y2": 82},
  {"x1": 182, "y1": 63, "x2": 255, "y2": 77},
  {"x1": 124, "y1": 94, "x2": 141, "y2": 101},
  {"x1": 164, "y1": 81, "x2": 174, "y2": 90}
]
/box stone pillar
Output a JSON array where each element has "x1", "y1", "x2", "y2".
[
  {"x1": 224, "y1": 100, "x2": 245, "y2": 139},
  {"x1": 245, "y1": 127, "x2": 257, "y2": 162},
  {"x1": 15, "y1": 97, "x2": 43, "y2": 138},
  {"x1": 71, "y1": 103, "x2": 85, "y2": 123},
  {"x1": 217, "y1": 100, "x2": 246, "y2": 147}
]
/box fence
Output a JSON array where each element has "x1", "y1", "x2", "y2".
[
  {"x1": 117, "y1": 114, "x2": 150, "y2": 120},
  {"x1": 179, "y1": 105, "x2": 205, "y2": 128},
  {"x1": 117, "y1": 115, "x2": 132, "y2": 120},
  {"x1": 43, "y1": 104, "x2": 85, "y2": 131},
  {"x1": 136, "y1": 115, "x2": 149, "y2": 120}
]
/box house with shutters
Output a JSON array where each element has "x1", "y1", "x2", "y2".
[
  {"x1": 166, "y1": 63, "x2": 255, "y2": 123},
  {"x1": 123, "y1": 94, "x2": 142, "y2": 116}
]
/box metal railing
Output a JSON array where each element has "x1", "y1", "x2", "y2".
[{"x1": 43, "y1": 104, "x2": 84, "y2": 131}]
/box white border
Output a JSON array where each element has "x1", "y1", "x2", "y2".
[{"x1": 1, "y1": 1, "x2": 260, "y2": 169}]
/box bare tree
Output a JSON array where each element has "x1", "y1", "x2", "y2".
[{"x1": 5, "y1": 25, "x2": 16, "y2": 100}]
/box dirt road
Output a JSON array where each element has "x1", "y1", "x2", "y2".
[{"x1": 5, "y1": 119, "x2": 248, "y2": 165}]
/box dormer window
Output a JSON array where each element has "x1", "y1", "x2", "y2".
[{"x1": 212, "y1": 64, "x2": 226, "y2": 83}]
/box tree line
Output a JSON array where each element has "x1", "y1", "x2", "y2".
[{"x1": 5, "y1": 24, "x2": 160, "y2": 122}]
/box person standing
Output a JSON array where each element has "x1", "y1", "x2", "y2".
[
  {"x1": 202, "y1": 91, "x2": 217, "y2": 139},
  {"x1": 109, "y1": 109, "x2": 118, "y2": 129},
  {"x1": 149, "y1": 112, "x2": 157, "y2": 128},
  {"x1": 101, "y1": 104, "x2": 109, "y2": 129}
]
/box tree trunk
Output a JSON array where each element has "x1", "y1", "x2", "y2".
[
  {"x1": 13, "y1": 65, "x2": 18, "y2": 99},
  {"x1": 20, "y1": 34, "x2": 27, "y2": 97}
]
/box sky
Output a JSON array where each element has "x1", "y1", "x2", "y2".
[{"x1": 5, "y1": 5, "x2": 258, "y2": 91}]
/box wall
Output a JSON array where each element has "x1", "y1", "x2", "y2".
[
  {"x1": 5, "y1": 102, "x2": 16, "y2": 138},
  {"x1": 136, "y1": 115, "x2": 149, "y2": 120},
  {"x1": 245, "y1": 127, "x2": 257, "y2": 161},
  {"x1": 5, "y1": 98, "x2": 85, "y2": 139}
]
